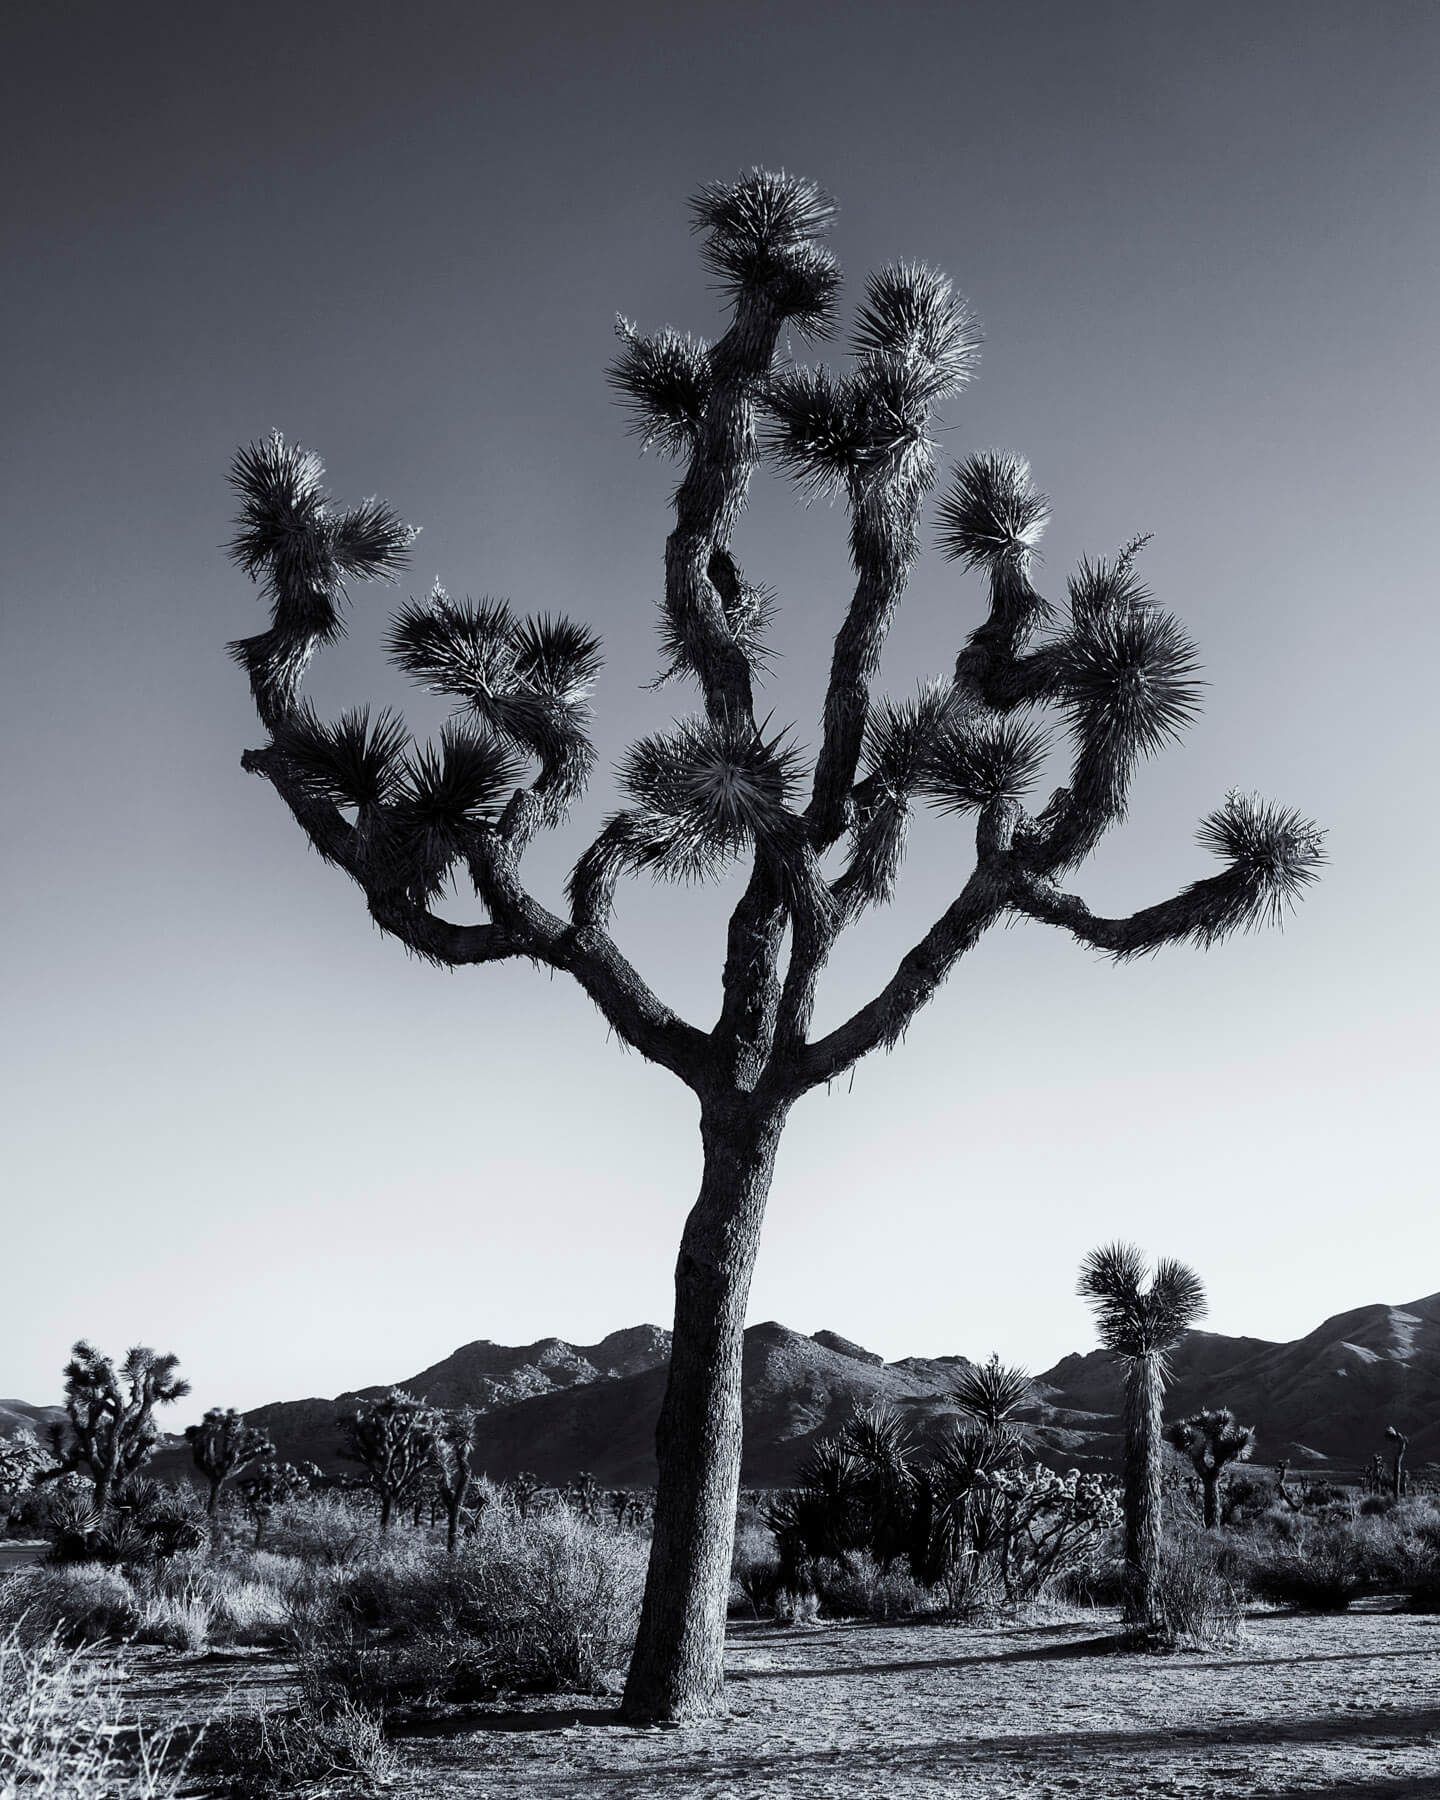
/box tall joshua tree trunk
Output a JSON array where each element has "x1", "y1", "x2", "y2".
[
  {"x1": 623, "y1": 1102, "x2": 785, "y2": 1723},
  {"x1": 1123, "y1": 1352, "x2": 1164, "y2": 1623}
]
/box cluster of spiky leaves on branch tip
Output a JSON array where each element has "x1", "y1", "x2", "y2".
[{"x1": 228, "y1": 167, "x2": 1324, "y2": 1102}]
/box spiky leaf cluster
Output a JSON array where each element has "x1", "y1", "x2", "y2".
[
  {"x1": 851, "y1": 262, "x2": 980, "y2": 402},
  {"x1": 1194, "y1": 790, "x2": 1327, "y2": 934},
  {"x1": 385, "y1": 723, "x2": 525, "y2": 899},
  {"x1": 690, "y1": 168, "x2": 840, "y2": 334},
  {"x1": 569, "y1": 716, "x2": 809, "y2": 920},
  {"x1": 1066, "y1": 553, "x2": 1153, "y2": 625},
  {"x1": 228, "y1": 435, "x2": 414, "y2": 636},
  {"x1": 1078, "y1": 1243, "x2": 1207, "y2": 1361},
  {"x1": 1053, "y1": 601, "x2": 1203, "y2": 766},
  {"x1": 619, "y1": 714, "x2": 803, "y2": 875},
  {"x1": 764, "y1": 266, "x2": 977, "y2": 503},
  {"x1": 954, "y1": 1355, "x2": 1034, "y2": 1431},
  {"x1": 387, "y1": 589, "x2": 600, "y2": 814},
  {"x1": 271, "y1": 703, "x2": 410, "y2": 810},
  {"x1": 936, "y1": 451, "x2": 1050, "y2": 573},
  {"x1": 920, "y1": 714, "x2": 1051, "y2": 815},
  {"x1": 608, "y1": 321, "x2": 713, "y2": 457},
  {"x1": 840, "y1": 685, "x2": 953, "y2": 907}
]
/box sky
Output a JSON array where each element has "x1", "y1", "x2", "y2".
[{"x1": 2, "y1": 1, "x2": 1437, "y2": 1428}]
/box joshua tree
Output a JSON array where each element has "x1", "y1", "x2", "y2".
[
  {"x1": 433, "y1": 1407, "x2": 479, "y2": 1552},
  {"x1": 43, "y1": 1342, "x2": 190, "y2": 1513},
  {"x1": 224, "y1": 170, "x2": 1324, "y2": 1719},
  {"x1": 185, "y1": 1407, "x2": 275, "y2": 1515},
  {"x1": 1164, "y1": 1406, "x2": 1255, "y2": 1529},
  {"x1": 1078, "y1": 1244, "x2": 1206, "y2": 1623},
  {"x1": 339, "y1": 1389, "x2": 439, "y2": 1532},
  {"x1": 237, "y1": 1459, "x2": 318, "y2": 1549},
  {"x1": 0, "y1": 1428, "x2": 45, "y2": 1525},
  {"x1": 1385, "y1": 1425, "x2": 1409, "y2": 1500}
]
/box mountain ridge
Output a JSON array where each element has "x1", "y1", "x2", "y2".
[{"x1": 18, "y1": 1292, "x2": 1438, "y2": 1488}]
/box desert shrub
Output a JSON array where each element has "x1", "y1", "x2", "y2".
[
  {"x1": 1140, "y1": 1537, "x2": 1243, "y2": 1649},
  {"x1": 1361, "y1": 1498, "x2": 1440, "y2": 1611},
  {"x1": 296, "y1": 1504, "x2": 647, "y2": 1709},
  {"x1": 812, "y1": 1551, "x2": 938, "y2": 1620},
  {"x1": 1052, "y1": 1553, "x2": 1129, "y2": 1609},
  {"x1": 0, "y1": 1564, "x2": 143, "y2": 1645},
  {"x1": 771, "y1": 1587, "x2": 821, "y2": 1627},
  {"x1": 730, "y1": 1514, "x2": 783, "y2": 1617},
  {"x1": 196, "y1": 1679, "x2": 395, "y2": 1796},
  {"x1": 1246, "y1": 1521, "x2": 1365, "y2": 1612},
  {"x1": 42, "y1": 1478, "x2": 208, "y2": 1570},
  {"x1": 262, "y1": 1491, "x2": 378, "y2": 1568},
  {"x1": 133, "y1": 1584, "x2": 212, "y2": 1654},
  {"x1": 0, "y1": 1624, "x2": 190, "y2": 1797}
]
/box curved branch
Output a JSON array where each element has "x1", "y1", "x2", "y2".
[
  {"x1": 243, "y1": 745, "x2": 708, "y2": 1087},
  {"x1": 788, "y1": 855, "x2": 1012, "y2": 1094}
]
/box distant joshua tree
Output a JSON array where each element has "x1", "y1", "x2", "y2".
[
  {"x1": 1079, "y1": 1245, "x2": 1206, "y2": 1623},
  {"x1": 1164, "y1": 1407, "x2": 1255, "y2": 1529},
  {"x1": 0, "y1": 1429, "x2": 45, "y2": 1515},
  {"x1": 224, "y1": 170, "x2": 1324, "y2": 1720},
  {"x1": 339, "y1": 1390, "x2": 439, "y2": 1532},
  {"x1": 44, "y1": 1342, "x2": 190, "y2": 1513},
  {"x1": 433, "y1": 1407, "x2": 479, "y2": 1553},
  {"x1": 1385, "y1": 1425, "x2": 1410, "y2": 1501},
  {"x1": 185, "y1": 1407, "x2": 275, "y2": 1515},
  {"x1": 237, "y1": 1459, "x2": 319, "y2": 1548}
]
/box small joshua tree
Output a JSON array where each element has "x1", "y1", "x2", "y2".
[
  {"x1": 225, "y1": 170, "x2": 1324, "y2": 1719},
  {"x1": 44, "y1": 1342, "x2": 190, "y2": 1513},
  {"x1": 185, "y1": 1407, "x2": 275, "y2": 1515},
  {"x1": 1078, "y1": 1244, "x2": 1206, "y2": 1624},
  {"x1": 237, "y1": 1459, "x2": 318, "y2": 1548},
  {"x1": 433, "y1": 1407, "x2": 478, "y2": 1553},
  {"x1": 339, "y1": 1389, "x2": 439, "y2": 1532},
  {"x1": 1165, "y1": 1407, "x2": 1255, "y2": 1529}
]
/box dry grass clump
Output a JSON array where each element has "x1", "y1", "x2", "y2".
[
  {"x1": 195, "y1": 1677, "x2": 396, "y2": 1797},
  {"x1": 0, "y1": 1624, "x2": 189, "y2": 1798},
  {"x1": 1139, "y1": 1537, "x2": 1244, "y2": 1650}
]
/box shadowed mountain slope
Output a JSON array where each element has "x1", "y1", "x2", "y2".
[{"x1": 190, "y1": 1291, "x2": 1440, "y2": 1487}]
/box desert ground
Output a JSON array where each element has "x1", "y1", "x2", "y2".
[{"x1": 122, "y1": 1604, "x2": 1440, "y2": 1800}]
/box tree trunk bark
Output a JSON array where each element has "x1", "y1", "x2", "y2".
[
  {"x1": 379, "y1": 1493, "x2": 393, "y2": 1533},
  {"x1": 621, "y1": 1102, "x2": 785, "y2": 1724},
  {"x1": 1201, "y1": 1471, "x2": 1219, "y2": 1531},
  {"x1": 1122, "y1": 1353, "x2": 1164, "y2": 1625},
  {"x1": 207, "y1": 1477, "x2": 222, "y2": 1517}
]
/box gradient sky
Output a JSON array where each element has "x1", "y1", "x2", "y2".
[{"x1": 3, "y1": 1, "x2": 1437, "y2": 1427}]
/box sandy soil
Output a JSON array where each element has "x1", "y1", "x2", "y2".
[{"x1": 129, "y1": 1607, "x2": 1440, "y2": 1800}]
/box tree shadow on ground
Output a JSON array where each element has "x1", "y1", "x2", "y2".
[
  {"x1": 1257, "y1": 1781, "x2": 1440, "y2": 1799},
  {"x1": 556, "y1": 1703, "x2": 1440, "y2": 1796},
  {"x1": 729, "y1": 1629, "x2": 1134, "y2": 1680},
  {"x1": 392, "y1": 1704, "x2": 625, "y2": 1739}
]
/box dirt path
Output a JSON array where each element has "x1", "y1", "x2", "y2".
[{"x1": 132, "y1": 1609, "x2": 1440, "y2": 1799}]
